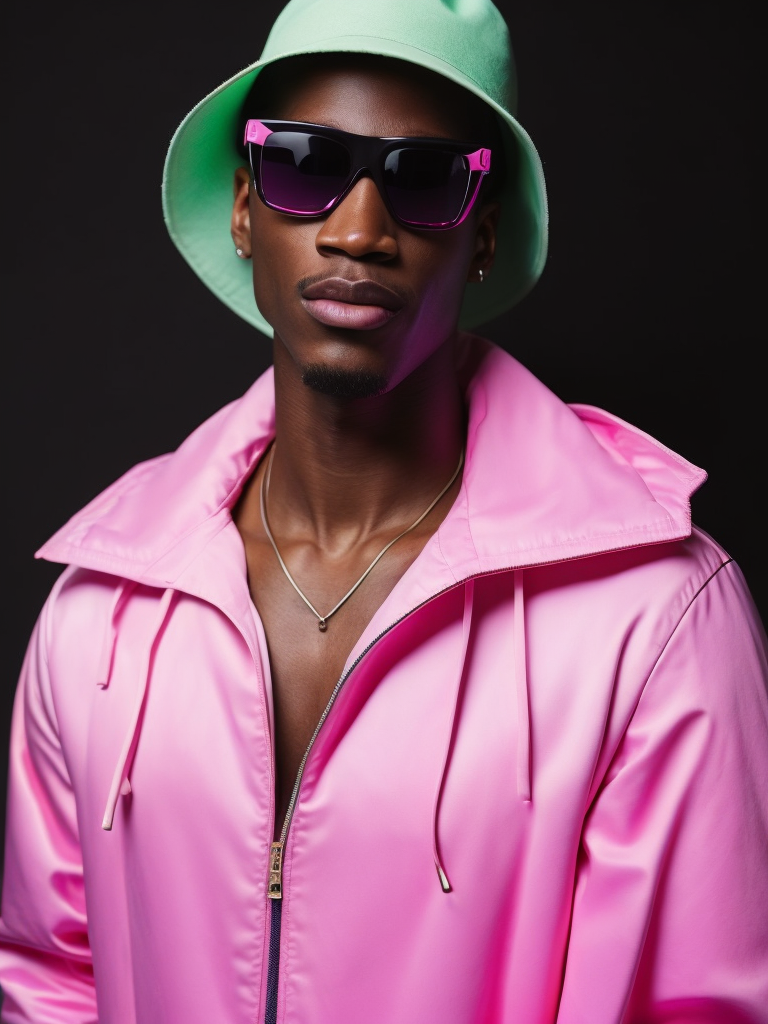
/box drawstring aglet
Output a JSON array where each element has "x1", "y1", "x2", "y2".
[{"x1": 435, "y1": 862, "x2": 452, "y2": 893}]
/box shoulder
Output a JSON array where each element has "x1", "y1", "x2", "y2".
[{"x1": 529, "y1": 526, "x2": 735, "y2": 643}]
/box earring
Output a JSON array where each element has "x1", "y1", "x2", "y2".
[
  {"x1": 235, "y1": 247, "x2": 248, "y2": 259},
  {"x1": 478, "y1": 268, "x2": 485, "y2": 283}
]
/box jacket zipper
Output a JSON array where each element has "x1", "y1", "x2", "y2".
[
  {"x1": 268, "y1": 604, "x2": 424, "y2": 895},
  {"x1": 261, "y1": 540, "x2": 665, "y2": 1021},
  {"x1": 263, "y1": 607, "x2": 425, "y2": 1022}
]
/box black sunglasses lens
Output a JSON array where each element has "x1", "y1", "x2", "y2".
[
  {"x1": 383, "y1": 149, "x2": 470, "y2": 226},
  {"x1": 261, "y1": 132, "x2": 351, "y2": 213}
]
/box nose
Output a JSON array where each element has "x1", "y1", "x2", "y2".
[{"x1": 315, "y1": 175, "x2": 398, "y2": 262}]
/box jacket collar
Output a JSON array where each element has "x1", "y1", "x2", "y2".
[{"x1": 37, "y1": 336, "x2": 706, "y2": 595}]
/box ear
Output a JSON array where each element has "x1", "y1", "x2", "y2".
[
  {"x1": 231, "y1": 167, "x2": 253, "y2": 258},
  {"x1": 467, "y1": 201, "x2": 501, "y2": 284}
]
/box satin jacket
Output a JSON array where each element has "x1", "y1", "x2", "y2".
[{"x1": 1, "y1": 337, "x2": 767, "y2": 1024}]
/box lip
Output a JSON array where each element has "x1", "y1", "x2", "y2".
[{"x1": 300, "y1": 277, "x2": 405, "y2": 331}]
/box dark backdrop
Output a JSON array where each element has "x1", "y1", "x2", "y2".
[{"x1": 2, "y1": 2, "x2": 762, "y2": 849}]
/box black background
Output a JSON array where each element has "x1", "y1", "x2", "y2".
[{"x1": 2, "y1": 1, "x2": 763, "y2": 846}]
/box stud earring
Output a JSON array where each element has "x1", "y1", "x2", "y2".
[{"x1": 235, "y1": 247, "x2": 248, "y2": 259}]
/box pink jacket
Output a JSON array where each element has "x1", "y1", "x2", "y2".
[{"x1": 1, "y1": 338, "x2": 767, "y2": 1024}]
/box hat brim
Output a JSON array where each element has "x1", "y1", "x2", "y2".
[{"x1": 162, "y1": 39, "x2": 548, "y2": 337}]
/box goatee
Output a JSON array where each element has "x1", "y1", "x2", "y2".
[{"x1": 301, "y1": 364, "x2": 388, "y2": 400}]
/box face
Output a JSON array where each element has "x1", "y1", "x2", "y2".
[{"x1": 231, "y1": 57, "x2": 500, "y2": 398}]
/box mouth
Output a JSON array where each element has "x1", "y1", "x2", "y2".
[{"x1": 300, "y1": 277, "x2": 405, "y2": 331}]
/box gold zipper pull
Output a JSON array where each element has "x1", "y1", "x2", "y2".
[{"x1": 268, "y1": 841, "x2": 284, "y2": 900}]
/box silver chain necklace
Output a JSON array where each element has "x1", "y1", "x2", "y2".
[{"x1": 259, "y1": 444, "x2": 465, "y2": 632}]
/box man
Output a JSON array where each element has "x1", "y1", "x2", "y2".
[{"x1": 2, "y1": 1, "x2": 767, "y2": 1022}]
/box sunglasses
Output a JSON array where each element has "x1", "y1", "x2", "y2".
[{"x1": 244, "y1": 119, "x2": 492, "y2": 230}]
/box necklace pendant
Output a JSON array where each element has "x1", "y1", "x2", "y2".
[{"x1": 261, "y1": 444, "x2": 465, "y2": 639}]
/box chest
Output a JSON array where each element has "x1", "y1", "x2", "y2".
[{"x1": 240, "y1": 532, "x2": 429, "y2": 833}]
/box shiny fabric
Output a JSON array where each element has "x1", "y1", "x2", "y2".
[{"x1": 1, "y1": 337, "x2": 767, "y2": 1024}]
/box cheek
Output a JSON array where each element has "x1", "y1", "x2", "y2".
[
  {"x1": 377, "y1": 232, "x2": 474, "y2": 388},
  {"x1": 248, "y1": 202, "x2": 313, "y2": 327},
  {"x1": 406, "y1": 231, "x2": 474, "y2": 325}
]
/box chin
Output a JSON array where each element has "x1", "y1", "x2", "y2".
[{"x1": 301, "y1": 363, "x2": 389, "y2": 400}]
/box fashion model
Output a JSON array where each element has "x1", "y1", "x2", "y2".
[{"x1": 2, "y1": 1, "x2": 767, "y2": 1022}]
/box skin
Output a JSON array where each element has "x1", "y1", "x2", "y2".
[{"x1": 230, "y1": 57, "x2": 500, "y2": 835}]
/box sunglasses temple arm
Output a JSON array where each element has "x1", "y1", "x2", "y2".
[
  {"x1": 244, "y1": 119, "x2": 273, "y2": 147},
  {"x1": 450, "y1": 150, "x2": 492, "y2": 227}
]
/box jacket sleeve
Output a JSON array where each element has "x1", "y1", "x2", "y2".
[
  {"x1": 558, "y1": 561, "x2": 768, "y2": 1024},
  {"x1": 0, "y1": 594, "x2": 97, "y2": 1024}
]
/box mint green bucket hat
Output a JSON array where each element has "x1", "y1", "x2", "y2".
[{"x1": 162, "y1": 0, "x2": 548, "y2": 337}]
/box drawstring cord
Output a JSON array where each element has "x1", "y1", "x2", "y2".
[
  {"x1": 96, "y1": 580, "x2": 136, "y2": 689},
  {"x1": 99, "y1": 575, "x2": 530, "y2": 870},
  {"x1": 432, "y1": 569, "x2": 531, "y2": 892},
  {"x1": 514, "y1": 569, "x2": 531, "y2": 802},
  {"x1": 433, "y1": 579, "x2": 475, "y2": 893},
  {"x1": 102, "y1": 587, "x2": 176, "y2": 831}
]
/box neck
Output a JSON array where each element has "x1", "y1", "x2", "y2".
[{"x1": 266, "y1": 336, "x2": 466, "y2": 550}]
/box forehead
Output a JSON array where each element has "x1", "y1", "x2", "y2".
[{"x1": 262, "y1": 54, "x2": 478, "y2": 140}]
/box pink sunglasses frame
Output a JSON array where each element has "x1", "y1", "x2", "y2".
[{"x1": 243, "y1": 119, "x2": 492, "y2": 229}]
